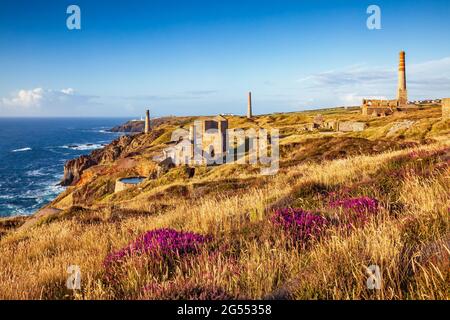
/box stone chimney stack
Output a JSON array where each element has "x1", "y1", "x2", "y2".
[
  {"x1": 144, "y1": 109, "x2": 150, "y2": 133},
  {"x1": 189, "y1": 124, "x2": 195, "y2": 160},
  {"x1": 247, "y1": 91, "x2": 252, "y2": 119},
  {"x1": 397, "y1": 51, "x2": 408, "y2": 106}
]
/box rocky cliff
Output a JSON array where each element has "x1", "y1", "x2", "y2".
[
  {"x1": 108, "y1": 116, "x2": 188, "y2": 132},
  {"x1": 60, "y1": 135, "x2": 134, "y2": 186},
  {"x1": 109, "y1": 120, "x2": 144, "y2": 133},
  {"x1": 59, "y1": 128, "x2": 166, "y2": 186}
]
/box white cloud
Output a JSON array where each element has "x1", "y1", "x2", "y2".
[
  {"x1": 340, "y1": 93, "x2": 388, "y2": 106},
  {"x1": 298, "y1": 65, "x2": 394, "y2": 88},
  {"x1": 297, "y1": 56, "x2": 450, "y2": 107},
  {"x1": 1, "y1": 88, "x2": 45, "y2": 108},
  {"x1": 0, "y1": 88, "x2": 81, "y2": 108},
  {"x1": 60, "y1": 88, "x2": 75, "y2": 95},
  {"x1": 0, "y1": 88, "x2": 100, "y2": 116}
]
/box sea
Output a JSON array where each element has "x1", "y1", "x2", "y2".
[{"x1": 0, "y1": 118, "x2": 129, "y2": 217}]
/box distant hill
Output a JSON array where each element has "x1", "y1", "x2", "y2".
[
  {"x1": 108, "y1": 116, "x2": 194, "y2": 133},
  {"x1": 109, "y1": 120, "x2": 144, "y2": 133}
]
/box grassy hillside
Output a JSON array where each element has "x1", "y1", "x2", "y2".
[{"x1": 0, "y1": 106, "x2": 448, "y2": 299}]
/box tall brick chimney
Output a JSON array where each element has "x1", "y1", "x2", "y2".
[
  {"x1": 144, "y1": 109, "x2": 150, "y2": 133},
  {"x1": 397, "y1": 51, "x2": 408, "y2": 106},
  {"x1": 247, "y1": 91, "x2": 252, "y2": 119}
]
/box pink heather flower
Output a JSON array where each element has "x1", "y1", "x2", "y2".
[
  {"x1": 104, "y1": 228, "x2": 211, "y2": 267},
  {"x1": 329, "y1": 196, "x2": 379, "y2": 214},
  {"x1": 329, "y1": 196, "x2": 379, "y2": 229},
  {"x1": 271, "y1": 208, "x2": 329, "y2": 243},
  {"x1": 408, "y1": 148, "x2": 449, "y2": 160}
]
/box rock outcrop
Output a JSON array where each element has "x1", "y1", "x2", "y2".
[
  {"x1": 59, "y1": 127, "x2": 167, "y2": 187},
  {"x1": 109, "y1": 120, "x2": 145, "y2": 133},
  {"x1": 60, "y1": 135, "x2": 134, "y2": 186},
  {"x1": 60, "y1": 155, "x2": 97, "y2": 186},
  {"x1": 108, "y1": 116, "x2": 184, "y2": 133},
  {"x1": 387, "y1": 120, "x2": 415, "y2": 137},
  {"x1": 157, "y1": 157, "x2": 176, "y2": 177}
]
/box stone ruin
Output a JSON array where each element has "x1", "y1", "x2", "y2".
[
  {"x1": 361, "y1": 51, "x2": 419, "y2": 117},
  {"x1": 302, "y1": 114, "x2": 366, "y2": 132},
  {"x1": 442, "y1": 98, "x2": 450, "y2": 120},
  {"x1": 160, "y1": 115, "x2": 228, "y2": 166},
  {"x1": 336, "y1": 121, "x2": 366, "y2": 132},
  {"x1": 361, "y1": 99, "x2": 398, "y2": 117}
]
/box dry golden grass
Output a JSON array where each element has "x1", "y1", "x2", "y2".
[
  {"x1": 0, "y1": 106, "x2": 449, "y2": 300},
  {"x1": 0, "y1": 139, "x2": 448, "y2": 300}
]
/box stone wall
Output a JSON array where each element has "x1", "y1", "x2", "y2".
[
  {"x1": 302, "y1": 120, "x2": 366, "y2": 132},
  {"x1": 337, "y1": 121, "x2": 366, "y2": 132},
  {"x1": 361, "y1": 99, "x2": 397, "y2": 117},
  {"x1": 114, "y1": 178, "x2": 145, "y2": 193},
  {"x1": 115, "y1": 179, "x2": 132, "y2": 193},
  {"x1": 442, "y1": 98, "x2": 450, "y2": 120}
]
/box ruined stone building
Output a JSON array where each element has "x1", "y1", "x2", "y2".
[
  {"x1": 443, "y1": 98, "x2": 450, "y2": 120},
  {"x1": 303, "y1": 114, "x2": 366, "y2": 132},
  {"x1": 162, "y1": 115, "x2": 229, "y2": 166},
  {"x1": 361, "y1": 99, "x2": 399, "y2": 117},
  {"x1": 336, "y1": 121, "x2": 366, "y2": 132},
  {"x1": 362, "y1": 51, "x2": 418, "y2": 117}
]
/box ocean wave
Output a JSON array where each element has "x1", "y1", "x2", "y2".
[
  {"x1": 61, "y1": 143, "x2": 104, "y2": 151},
  {"x1": 0, "y1": 194, "x2": 15, "y2": 200},
  {"x1": 80, "y1": 128, "x2": 116, "y2": 134},
  {"x1": 26, "y1": 169, "x2": 46, "y2": 177},
  {"x1": 99, "y1": 129, "x2": 120, "y2": 134},
  {"x1": 12, "y1": 147, "x2": 32, "y2": 152}
]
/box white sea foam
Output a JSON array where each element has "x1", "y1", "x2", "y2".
[
  {"x1": 62, "y1": 143, "x2": 103, "y2": 151},
  {"x1": 12, "y1": 147, "x2": 32, "y2": 152},
  {"x1": 26, "y1": 169, "x2": 45, "y2": 177},
  {"x1": 22, "y1": 180, "x2": 65, "y2": 205},
  {"x1": 0, "y1": 194, "x2": 15, "y2": 200}
]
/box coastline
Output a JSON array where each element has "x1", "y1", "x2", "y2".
[
  {"x1": 0, "y1": 118, "x2": 128, "y2": 219},
  {"x1": 1, "y1": 106, "x2": 449, "y2": 299}
]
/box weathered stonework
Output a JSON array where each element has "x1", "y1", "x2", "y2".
[
  {"x1": 114, "y1": 177, "x2": 145, "y2": 193},
  {"x1": 115, "y1": 178, "x2": 132, "y2": 193},
  {"x1": 162, "y1": 115, "x2": 229, "y2": 166},
  {"x1": 144, "y1": 109, "x2": 150, "y2": 133},
  {"x1": 361, "y1": 99, "x2": 398, "y2": 116},
  {"x1": 397, "y1": 51, "x2": 408, "y2": 106},
  {"x1": 323, "y1": 120, "x2": 338, "y2": 130},
  {"x1": 442, "y1": 98, "x2": 450, "y2": 120},
  {"x1": 247, "y1": 92, "x2": 253, "y2": 119},
  {"x1": 303, "y1": 118, "x2": 366, "y2": 132},
  {"x1": 361, "y1": 51, "x2": 416, "y2": 117},
  {"x1": 337, "y1": 121, "x2": 366, "y2": 132}
]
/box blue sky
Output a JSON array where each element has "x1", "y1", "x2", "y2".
[{"x1": 1, "y1": 0, "x2": 449, "y2": 117}]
